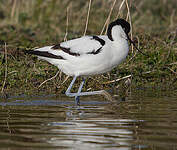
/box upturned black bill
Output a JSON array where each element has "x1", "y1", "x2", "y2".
[{"x1": 127, "y1": 34, "x2": 148, "y2": 56}]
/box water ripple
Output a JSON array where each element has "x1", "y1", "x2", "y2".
[{"x1": 0, "y1": 92, "x2": 177, "y2": 150}]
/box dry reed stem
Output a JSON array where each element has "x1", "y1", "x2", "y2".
[
  {"x1": 170, "y1": 9, "x2": 176, "y2": 28},
  {"x1": 100, "y1": 0, "x2": 117, "y2": 35},
  {"x1": 62, "y1": 5, "x2": 71, "y2": 85},
  {"x1": 1, "y1": 43, "x2": 8, "y2": 94},
  {"x1": 116, "y1": 0, "x2": 126, "y2": 18},
  {"x1": 64, "y1": 5, "x2": 70, "y2": 42},
  {"x1": 83, "y1": 0, "x2": 92, "y2": 36},
  {"x1": 11, "y1": 0, "x2": 17, "y2": 18},
  {"x1": 125, "y1": 0, "x2": 134, "y2": 53}
]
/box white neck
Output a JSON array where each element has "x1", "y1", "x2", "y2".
[{"x1": 111, "y1": 25, "x2": 127, "y2": 41}]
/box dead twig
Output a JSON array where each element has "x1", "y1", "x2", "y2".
[
  {"x1": 103, "y1": 71, "x2": 154, "y2": 85},
  {"x1": 103, "y1": 74, "x2": 132, "y2": 84}
]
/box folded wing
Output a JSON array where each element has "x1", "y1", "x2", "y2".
[{"x1": 52, "y1": 35, "x2": 106, "y2": 56}]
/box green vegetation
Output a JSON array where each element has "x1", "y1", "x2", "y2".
[{"x1": 0, "y1": 0, "x2": 177, "y2": 97}]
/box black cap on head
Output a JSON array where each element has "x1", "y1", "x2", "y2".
[
  {"x1": 107, "y1": 19, "x2": 130, "y2": 41},
  {"x1": 115, "y1": 19, "x2": 130, "y2": 34}
]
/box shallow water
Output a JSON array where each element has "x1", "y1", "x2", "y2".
[{"x1": 0, "y1": 91, "x2": 177, "y2": 150}]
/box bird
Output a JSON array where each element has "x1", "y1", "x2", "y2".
[{"x1": 25, "y1": 18, "x2": 145, "y2": 105}]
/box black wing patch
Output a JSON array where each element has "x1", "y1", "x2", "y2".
[
  {"x1": 86, "y1": 36, "x2": 105, "y2": 55},
  {"x1": 51, "y1": 44, "x2": 80, "y2": 56},
  {"x1": 51, "y1": 36, "x2": 105, "y2": 56},
  {"x1": 92, "y1": 36, "x2": 105, "y2": 46},
  {"x1": 25, "y1": 50, "x2": 65, "y2": 60}
]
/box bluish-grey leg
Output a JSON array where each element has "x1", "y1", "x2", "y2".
[
  {"x1": 65, "y1": 76, "x2": 113, "y2": 102},
  {"x1": 65, "y1": 76, "x2": 77, "y2": 97},
  {"x1": 75, "y1": 78, "x2": 85, "y2": 105},
  {"x1": 74, "y1": 89, "x2": 113, "y2": 101}
]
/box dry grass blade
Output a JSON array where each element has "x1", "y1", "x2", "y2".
[
  {"x1": 168, "y1": 62, "x2": 177, "y2": 66},
  {"x1": 38, "y1": 71, "x2": 60, "y2": 88},
  {"x1": 101, "y1": 90, "x2": 115, "y2": 102},
  {"x1": 58, "y1": 75, "x2": 70, "y2": 88}
]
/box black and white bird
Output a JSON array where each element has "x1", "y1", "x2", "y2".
[{"x1": 25, "y1": 18, "x2": 145, "y2": 105}]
